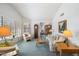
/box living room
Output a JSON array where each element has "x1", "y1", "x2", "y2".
[{"x1": 0, "y1": 3, "x2": 79, "y2": 56}]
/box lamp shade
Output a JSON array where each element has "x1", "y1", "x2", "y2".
[
  {"x1": 0, "y1": 26, "x2": 11, "y2": 37},
  {"x1": 63, "y1": 30, "x2": 72, "y2": 37}
]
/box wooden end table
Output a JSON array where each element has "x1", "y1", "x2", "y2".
[{"x1": 55, "y1": 42, "x2": 79, "y2": 56}]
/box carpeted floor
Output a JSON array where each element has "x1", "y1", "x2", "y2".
[{"x1": 16, "y1": 40, "x2": 56, "y2": 56}]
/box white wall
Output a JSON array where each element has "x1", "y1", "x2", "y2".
[
  {"x1": 52, "y1": 3, "x2": 79, "y2": 45},
  {"x1": 26, "y1": 3, "x2": 61, "y2": 37},
  {"x1": 11, "y1": 3, "x2": 62, "y2": 37},
  {"x1": 0, "y1": 3, "x2": 23, "y2": 37}
]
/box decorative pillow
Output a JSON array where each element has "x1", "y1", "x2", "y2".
[
  {"x1": 58, "y1": 36, "x2": 65, "y2": 42},
  {"x1": 55, "y1": 34, "x2": 65, "y2": 42}
]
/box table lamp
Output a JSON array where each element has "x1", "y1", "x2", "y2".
[
  {"x1": 0, "y1": 25, "x2": 11, "y2": 45},
  {"x1": 63, "y1": 30, "x2": 72, "y2": 46}
]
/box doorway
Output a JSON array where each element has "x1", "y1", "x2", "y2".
[{"x1": 34, "y1": 24, "x2": 38, "y2": 39}]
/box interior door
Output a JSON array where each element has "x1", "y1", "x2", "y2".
[{"x1": 34, "y1": 24, "x2": 38, "y2": 39}]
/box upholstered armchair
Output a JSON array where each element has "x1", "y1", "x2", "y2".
[{"x1": 23, "y1": 32, "x2": 31, "y2": 41}]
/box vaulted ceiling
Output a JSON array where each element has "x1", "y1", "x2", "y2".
[{"x1": 10, "y1": 3, "x2": 62, "y2": 21}]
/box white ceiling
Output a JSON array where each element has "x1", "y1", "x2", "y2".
[{"x1": 10, "y1": 3, "x2": 62, "y2": 21}]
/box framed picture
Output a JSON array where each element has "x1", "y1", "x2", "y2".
[{"x1": 58, "y1": 20, "x2": 67, "y2": 33}]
